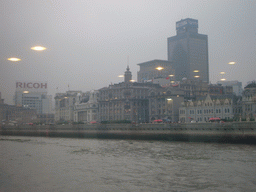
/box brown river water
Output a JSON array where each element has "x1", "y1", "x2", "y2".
[{"x1": 1, "y1": 136, "x2": 256, "y2": 192}]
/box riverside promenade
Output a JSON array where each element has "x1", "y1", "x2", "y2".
[{"x1": 1, "y1": 122, "x2": 256, "y2": 144}]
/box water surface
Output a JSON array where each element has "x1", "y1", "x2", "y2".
[{"x1": 1, "y1": 136, "x2": 256, "y2": 191}]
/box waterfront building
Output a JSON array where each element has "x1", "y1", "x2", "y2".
[
  {"x1": 208, "y1": 84, "x2": 233, "y2": 96},
  {"x1": 179, "y1": 78, "x2": 208, "y2": 101},
  {"x1": 36, "y1": 113, "x2": 55, "y2": 125},
  {"x1": 14, "y1": 81, "x2": 52, "y2": 114},
  {"x1": 167, "y1": 18, "x2": 209, "y2": 82},
  {"x1": 217, "y1": 80, "x2": 243, "y2": 96},
  {"x1": 179, "y1": 94, "x2": 237, "y2": 123},
  {"x1": 98, "y1": 66, "x2": 161, "y2": 123},
  {"x1": 148, "y1": 86, "x2": 184, "y2": 122},
  {"x1": 0, "y1": 92, "x2": 37, "y2": 124},
  {"x1": 241, "y1": 81, "x2": 256, "y2": 120},
  {"x1": 73, "y1": 90, "x2": 99, "y2": 123},
  {"x1": 54, "y1": 90, "x2": 87, "y2": 123},
  {"x1": 137, "y1": 60, "x2": 175, "y2": 83}
]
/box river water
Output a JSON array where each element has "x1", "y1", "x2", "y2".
[{"x1": 1, "y1": 136, "x2": 256, "y2": 192}]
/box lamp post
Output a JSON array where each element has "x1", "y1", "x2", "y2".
[{"x1": 166, "y1": 98, "x2": 173, "y2": 122}]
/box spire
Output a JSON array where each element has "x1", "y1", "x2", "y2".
[{"x1": 124, "y1": 66, "x2": 132, "y2": 83}]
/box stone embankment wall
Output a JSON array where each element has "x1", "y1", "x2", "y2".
[{"x1": 1, "y1": 122, "x2": 256, "y2": 144}]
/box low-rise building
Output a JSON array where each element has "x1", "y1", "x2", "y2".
[
  {"x1": 73, "y1": 90, "x2": 99, "y2": 123},
  {"x1": 241, "y1": 81, "x2": 256, "y2": 120},
  {"x1": 148, "y1": 86, "x2": 184, "y2": 122},
  {"x1": 54, "y1": 91, "x2": 87, "y2": 123},
  {"x1": 217, "y1": 80, "x2": 243, "y2": 96},
  {"x1": 0, "y1": 92, "x2": 37, "y2": 125},
  {"x1": 179, "y1": 94, "x2": 237, "y2": 123}
]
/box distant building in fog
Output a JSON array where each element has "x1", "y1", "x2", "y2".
[
  {"x1": 179, "y1": 94, "x2": 237, "y2": 123},
  {"x1": 242, "y1": 81, "x2": 256, "y2": 120},
  {"x1": 217, "y1": 80, "x2": 243, "y2": 96},
  {"x1": 14, "y1": 81, "x2": 52, "y2": 114},
  {"x1": 73, "y1": 90, "x2": 99, "y2": 123},
  {"x1": 54, "y1": 91, "x2": 88, "y2": 123},
  {"x1": 1, "y1": 92, "x2": 38, "y2": 124},
  {"x1": 98, "y1": 66, "x2": 161, "y2": 123},
  {"x1": 167, "y1": 18, "x2": 209, "y2": 82},
  {"x1": 137, "y1": 60, "x2": 175, "y2": 83},
  {"x1": 148, "y1": 86, "x2": 184, "y2": 122}
]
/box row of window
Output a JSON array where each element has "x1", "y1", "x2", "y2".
[{"x1": 180, "y1": 108, "x2": 231, "y2": 115}]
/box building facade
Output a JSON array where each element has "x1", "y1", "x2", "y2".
[
  {"x1": 241, "y1": 82, "x2": 256, "y2": 120},
  {"x1": 217, "y1": 80, "x2": 243, "y2": 96},
  {"x1": 54, "y1": 91, "x2": 86, "y2": 123},
  {"x1": 1, "y1": 92, "x2": 38, "y2": 125},
  {"x1": 148, "y1": 87, "x2": 184, "y2": 122},
  {"x1": 179, "y1": 94, "x2": 237, "y2": 123},
  {"x1": 137, "y1": 60, "x2": 175, "y2": 83},
  {"x1": 167, "y1": 18, "x2": 209, "y2": 83},
  {"x1": 179, "y1": 78, "x2": 208, "y2": 101},
  {"x1": 73, "y1": 90, "x2": 99, "y2": 123},
  {"x1": 98, "y1": 67, "x2": 161, "y2": 123},
  {"x1": 14, "y1": 81, "x2": 52, "y2": 114}
]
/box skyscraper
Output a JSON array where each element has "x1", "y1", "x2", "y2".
[{"x1": 167, "y1": 18, "x2": 209, "y2": 83}]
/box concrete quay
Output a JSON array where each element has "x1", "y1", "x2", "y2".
[{"x1": 1, "y1": 122, "x2": 256, "y2": 144}]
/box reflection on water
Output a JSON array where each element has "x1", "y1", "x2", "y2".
[{"x1": 1, "y1": 136, "x2": 256, "y2": 192}]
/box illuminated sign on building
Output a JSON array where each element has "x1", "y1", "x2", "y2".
[{"x1": 16, "y1": 81, "x2": 48, "y2": 92}]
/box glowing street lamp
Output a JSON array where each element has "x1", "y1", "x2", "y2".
[
  {"x1": 220, "y1": 78, "x2": 226, "y2": 81},
  {"x1": 169, "y1": 74, "x2": 174, "y2": 77},
  {"x1": 31, "y1": 46, "x2": 46, "y2": 51},
  {"x1": 228, "y1": 61, "x2": 236, "y2": 65},
  {"x1": 129, "y1": 80, "x2": 136, "y2": 82},
  {"x1": 118, "y1": 75, "x2": 124, "y2": 77},
  {"x1": 194, "y1": 76, "x2": 200, "y2": 78},
  {"x1": 7, "y1": 57, "x2": 21, "y2": 61},
  {"x1": 220, "y1": 72, "x2": 226, "y2": 75},
  {"x1": 193, "y1": 70, "x2": 199, "y2": 73}
]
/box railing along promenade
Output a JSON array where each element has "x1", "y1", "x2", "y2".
[{"x1": 1, "y1": 122, "x2": 256, "y2": 144}]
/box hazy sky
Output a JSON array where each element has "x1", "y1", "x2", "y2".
[{"x1": 1, "y1": 0, "x2": 255, "y2": 104}]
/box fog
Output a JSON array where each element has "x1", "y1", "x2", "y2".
[{"x1": 1, "y1": 0, "x2": 255, "y2": 105}]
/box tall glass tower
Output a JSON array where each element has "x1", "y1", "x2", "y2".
[{"x1": 167, "y1": 18, "x2": 209, "y2": 83}]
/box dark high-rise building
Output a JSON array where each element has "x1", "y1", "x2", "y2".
[{"x1": 167, "y1": 18, "x2": 209, "y2": 83}]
